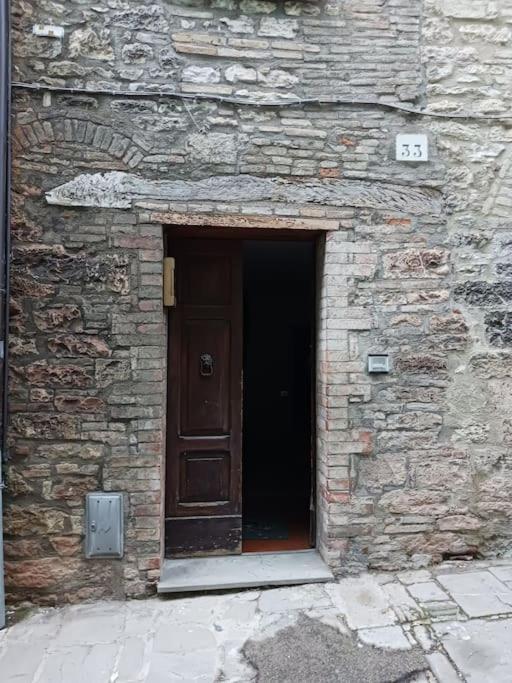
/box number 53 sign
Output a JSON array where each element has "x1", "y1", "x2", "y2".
[{"x1": 395, "y1": 134, "x2": 429, "y2": 162}]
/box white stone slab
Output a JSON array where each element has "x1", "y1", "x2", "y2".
[
  {"x1": 407, "y1": 582, "x2": 449, "y2": 603},
  {"x1": 358, "y1": 625, "x2": 411, "y2": 650},
  {"x1": 327, "y1": 575, "x2": 397, "y2": 629},
  {"x1": 488, "y1": 565, "x2": 512, "y2": 583},
  {"x1": 426, "y1": 652, "x2": 461, "y2": 683},
  {"x1": 435, "y1": 618, "x2": 512, "y2": 683},
  {"x1": 397, "y1": 570, "x2": 433, "y2": 585},
  {"x1": 258, "y1": 583, "x2": 332, "y2": 613},
  {"x1": 437, "y1": 571, "x2": 512, "y2": 617},
  {"x1": 157, "y1": 551, "x2": 333, "y2": 593},
  {"x1": 382, "y1": 582, "x2": 422, "y2": 623}
]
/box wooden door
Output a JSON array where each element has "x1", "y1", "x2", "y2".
[{"x1": 165, "y1": 239, "x2": 243, "y2": 556}]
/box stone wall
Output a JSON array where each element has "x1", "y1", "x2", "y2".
[{"x1": 5, "y1": 0, "x2": 512, "y2": 604}]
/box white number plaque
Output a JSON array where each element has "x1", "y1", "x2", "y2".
[{"x1": 395, "y1": 134, "x2": 429, "y2": 162}]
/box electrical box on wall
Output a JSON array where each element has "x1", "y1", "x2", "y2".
[
  {"x1": 85, "y1": 493, "x2": 124, "y2": 559},
  {"x1": 368, "y1": 354, "x2": 390, "y2": 374}
]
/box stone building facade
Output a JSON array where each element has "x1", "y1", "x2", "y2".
[{"x1": 4, "y1": 0, "x2": 512, "y2": 605}]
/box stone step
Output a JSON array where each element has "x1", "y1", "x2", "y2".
[{"x1": 157, "y1": 550, "x2": 333, "y2": 593}]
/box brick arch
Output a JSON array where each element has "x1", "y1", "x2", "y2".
[{"x1": 13, "y1": 117, "x2": 148, "y2": 169}]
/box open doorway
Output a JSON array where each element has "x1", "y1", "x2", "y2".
[
  {"x1": 242, "y1": 240, "x2": 315, "y2": 552},
  {"x1": 164, "y1": 233, "x2": 316, "y2": 558}
]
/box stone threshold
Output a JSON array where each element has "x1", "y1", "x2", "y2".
[{"x1": 157, "y1": 550, "x2": 333, "y2": 593}]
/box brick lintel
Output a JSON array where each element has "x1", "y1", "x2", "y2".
[{"x1": 149, "y1": 211, "x2": 339, "y2": 231}]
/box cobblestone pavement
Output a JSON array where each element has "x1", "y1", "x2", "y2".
[{"x1": 2, "y1": 560, "x2": 512, "y2": 682}]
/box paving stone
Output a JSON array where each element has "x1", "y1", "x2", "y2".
[
  {"x1": 407, "y1": 582, "x2": 450, "y2": 603},
  {"x1": 426, "y1": 652, "x2": 461, "y2": 683},
  {"x1": 412, "y1": 625, "x2": 436, "y2": 652},
  {"x1": 54, "y1": 606, "x2": 125, "y2": 647},
  {"x1": 327, "y1": 575, "x2": 396, "y2": 629},
  {"x1": 0, "y1": 640, "x2": 47, "y2": 680},
  {"x1": 153, "y1": 622, "x2": 217, "y2": 653},
  {"x1": 37, "y1": 643, "x2": 118, "y2": 683},
  {"x1": 124, "y1": 603, "x2": 159, "y2": 636},
  {"x1": 258, "y1": 583, "x2": 332, "y2": 613},
  {"x1": 218, "y1": 594, "x2": 259, "y2": 622},
  {"x1": 145, "y1": 652, "x2": 194, "y2": 682},
  {"x1": 303, "y1": 607, "x2": 348, "y2": 634},
  {"x1": 397, "y1": 570, "x2": 434, "y2": 585},
  {"x1": 116, "y1": 636, "x2": 148, "y2": 681},
  {"x1": 435, "y1": 618, "x2": 512, "y2": 683},
  {"x1": 3, "y1": 566, "x2": 512, "y2": 682},
  {"x1": 147, "y1": 649, "x2": 218, "y2": 681},
  {"x1": 421, "y1": 601, "x2": 462, "y2": 622},
  {"x1": 488, "y1": 565, "x2": 512, "y2": 583},
  {"x1": 383, "y1": 582, "x2": 423, "y2": 622},
  {"x1": 437, "y1": 571, "x2": 512, "y2": 617},
  {"x1": 358, "y1": 625, "x2": 412, "y2": 650},
  {"x1": 4, "y1": 610, "x2": 62, "y2": 644}
]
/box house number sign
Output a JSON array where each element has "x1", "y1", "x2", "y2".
[{"x1": 395, "y1": 134, "x2": 429, "y2": 162}]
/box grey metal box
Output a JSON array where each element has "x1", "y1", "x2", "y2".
[
  {"x1": 85, "y1": 492, "x2": 124, "y2": 559},
  {"x1": 368, "y1": 354, "x2": 390, "y2": 374}
]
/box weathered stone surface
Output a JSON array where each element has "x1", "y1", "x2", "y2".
[
  {"x1": 114, "y1": 5, "x2": 169, "y2": 32},
  {"x1": 470, "y1": 352, "x2": 512, "y2": 378},
  {"x1": 225, "y1": 64, "x2": 257, "y2": 83},
  {"x1": 383, "y1": 249, "x2": 450, "y2": 279},
  {"x1": 21, "y1": 361, "x2": 93, "y2": 388},
  {"x1": 69, "y1": 28, "x2": 114, "y2": 61},
  {"x1": 47, "y1": 335, "x2": 111, "y2": 358},
  {"x1": 122, "y1": 43, "x2": 154, "y2": 64},
  {"x1": 258, "y1": 17, "x2": 298, "y2": 38},
  {"x1": 8, "y1": 0, "x2": 512, "y2": 606},
  {"x1": 485, "y1": 311, "x2": 512, "y2": 347},
  {"x1": 11, "y1": 413, "x2": 80, "y2": 440},
  {"x1": 4, "y1": 505, "x2": 70, "y2": 537},
  {"x1": 95, "y1": 359, "x2": 131, "y2": 388},
  {"x1": 9, "y1": 335, "x2": 37, "y2": 357},
  {"x1": 34, "y1": 306, "x2": 83, "y2": 332},
  {"x1": 183, "y1": 65, "x2": 220, "y2": 84},
  {"x1": 455, "y1": 281, "x2": 512, "y2": 306},
  {"x1": 187, "y1": 133, "x2": 239, "y2": 164},
  {"x1": 45, "y1": 172, "x2": 443, "y2": 217},
  {"x1": 54, "y1": 395, "x2": 105, "y2": 414},
  {"x1": 44, "y1": 475, "x2": 99, "y2": 503}
]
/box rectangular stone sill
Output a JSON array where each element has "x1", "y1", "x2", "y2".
[{"x1": 157, "y1": 550, "x2": 333, "y2": 593}]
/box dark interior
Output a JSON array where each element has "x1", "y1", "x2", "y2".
[{"x1": 242, "y1": 240, "x2": 315, "y2": 551}]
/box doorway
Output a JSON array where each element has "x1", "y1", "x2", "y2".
[
  {"x1": 242, "y1": 241, "x2": 315, "y2": 552},
  {"x1": 165, "y1": 234, "x2": 316, "y2": 558}
]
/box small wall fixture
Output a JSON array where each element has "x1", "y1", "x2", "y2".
[
  {"x1": 163, "y1": 257, "x2": 176, "y2": 307},
  {"x1": 368, "y1": 354, "x2": 390, "y2": 374},
  {"x1": 85, "y1": 492, "x2": 124, "y2": 559}
]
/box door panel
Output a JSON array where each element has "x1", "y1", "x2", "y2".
[
  {"x1": 179, "y1": 451, "x2": 231, "y2": 504},
  {"x1": 181, "y1": 319, "x2": 230, "y2": 435},
  {"x1": 166, "y1": 239, "x2": 242, "y2": 557}
]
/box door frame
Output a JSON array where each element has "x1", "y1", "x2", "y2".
[{"x1": 164, "y1": 226, "x2": 320, "y2": 558}]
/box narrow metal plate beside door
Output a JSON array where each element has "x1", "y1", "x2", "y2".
[{"x1": 85, "y1": 492, "x2": 124, "y2": 559}]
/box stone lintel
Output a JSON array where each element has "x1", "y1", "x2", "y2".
[{"x1": 45, "y1": 172, "x2": 442, "y2": 218}]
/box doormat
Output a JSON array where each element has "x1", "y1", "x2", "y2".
[{"x1": 243, "y1": 520, "x2": 289, "y2": 540}]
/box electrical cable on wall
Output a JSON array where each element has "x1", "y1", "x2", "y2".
[{"x1": 12, "y1": 81, "x2": 512, "y2": 122}]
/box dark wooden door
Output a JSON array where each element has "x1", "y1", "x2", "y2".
[{"x1": 165, "y1": 239, "x2": 243, "y2": 556}]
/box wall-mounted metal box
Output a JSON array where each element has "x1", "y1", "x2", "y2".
[
  {"x1": 85, "y1": 492, "x2": 124, "y2": 559},
  {"x1": 368, "y1": 354, "x2": 390, "y2": 374}
]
